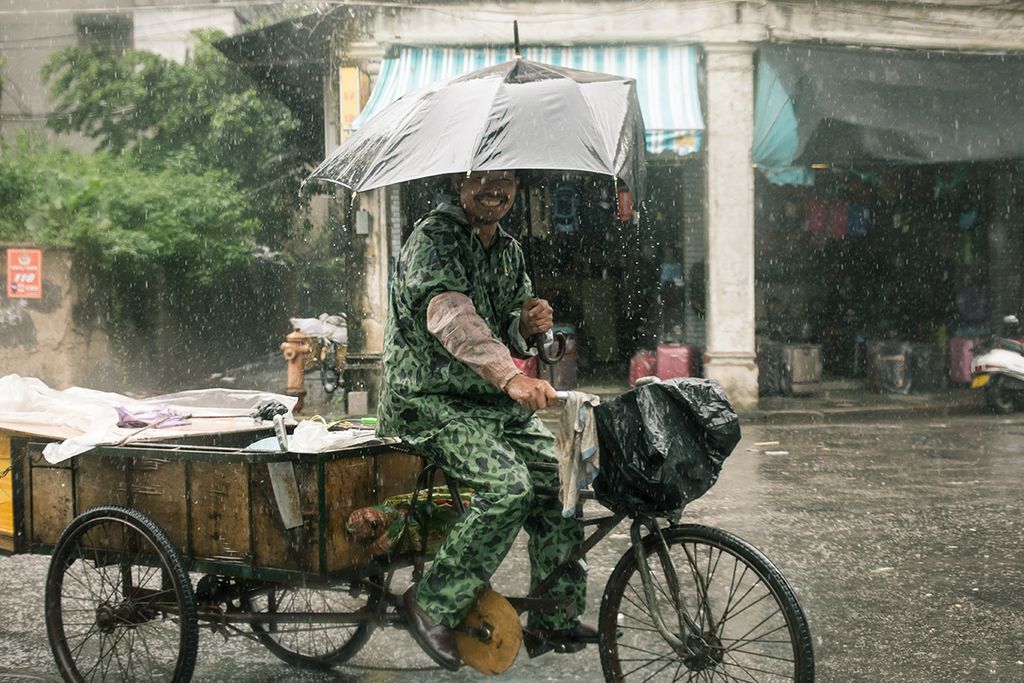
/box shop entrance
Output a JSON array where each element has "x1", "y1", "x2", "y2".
[
  {"x1": 398, "y1": 163, "x2": 694, "y2": 386},
  {"x1": 755, "y1": 163, "x2": 995, "y2": 391}
]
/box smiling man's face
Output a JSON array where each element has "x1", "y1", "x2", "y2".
[{"x1": 454, "y1": 171, "x2": 519, "y2": 225}]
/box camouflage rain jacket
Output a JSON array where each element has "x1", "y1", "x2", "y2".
[{"x1": 377, "y1": 201, "x2": 537, "y2": 445}]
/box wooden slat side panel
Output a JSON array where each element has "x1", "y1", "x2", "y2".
[
  {"x1": 189, "y1": 461, "x2": 250, "y2": 564},
  {"x1": 325, "y1": 456, "x2": 375, "y2": 573},
  {"x1": 252, "y1": 461, "x2": 319, "y2": 573},
  {"x1": 377, "y1": 451, "x2": 426, "y2": 501},
  {"x1": 77, "y1": 455, "x2": 129, "y2": 513},
  {"x1": 128, "y1": 457, "x2": 187, "y2": 554},
  {"x1": 29, "y1": 467, "x2": 73, "y2": 546},
  {"x1": 74, "y1": 454, "x2": 130, "y2": 552}
]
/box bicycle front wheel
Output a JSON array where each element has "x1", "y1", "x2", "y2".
[{"x1": 599, "y1": 524, "x2": 813, "y2": 682}]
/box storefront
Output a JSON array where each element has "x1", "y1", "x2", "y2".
[
  {"x1": 752, "y1": 43, "x2": 1024, "y2": 392},
  {"x1": 349, "y1": 45, "x2": 706, "y2": 381}
]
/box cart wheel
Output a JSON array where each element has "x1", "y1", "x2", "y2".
[
  {"x1": 599, "y1": 524, "x2": 814, "y2": 683},
  {"x1": 45, "y1": 506, "x2": 199, "y2": 682},
  {"x1": 244, "y1": 578, "x2": 383, "y2": 669}
]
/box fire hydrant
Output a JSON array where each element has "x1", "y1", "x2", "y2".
[{"x1": 280, "y1": 329, "x2": 310, "y2": 413}]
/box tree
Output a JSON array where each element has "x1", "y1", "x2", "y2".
[
  {"x1": 0, "y1": 135, "x2": 269, "y2": 330},
  {"x1": 41, "y1": 32, "x2": 308, "y2": 246},
  {"x1": 2, "y1": 30, "x2": 354, "y2": 388}
]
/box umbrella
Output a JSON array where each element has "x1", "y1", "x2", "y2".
[
  {"x1": 304, "y1": 53, "x2": 648, "y2": 361},
  {"x1": 304, "y1": 57, "x2": 646, "y2": 201}
]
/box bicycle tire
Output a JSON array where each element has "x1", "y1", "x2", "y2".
[
  {"x1": 599, "y1": 524, "x2": 814, "y2": 682},
  {"x1": 45, "y1": 505, "x2": 199, "y2": 682}
]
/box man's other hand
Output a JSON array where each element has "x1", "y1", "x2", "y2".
[
  {"x1": 519, "y1": 298, "x2": 553, "y2": 338},
  {"x1": 506, "y1": 375, "x2": 558, "y2": 412}
]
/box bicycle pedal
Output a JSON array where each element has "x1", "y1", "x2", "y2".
[{"x1": 523, "y1": 632, "x2": 590, "y2": 658}]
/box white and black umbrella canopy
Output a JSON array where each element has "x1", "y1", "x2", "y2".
[{"x1": 305, "y1": 58, "x2": 647, "y2": 200}]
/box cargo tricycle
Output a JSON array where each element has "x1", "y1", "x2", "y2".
[{"x1": 1, "y1": 418, "x2": 813, "y2": 682}]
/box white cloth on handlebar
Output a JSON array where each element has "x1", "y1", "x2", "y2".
[{"x1": 553, "y1": 391, "x2": 601, "y2": 517}]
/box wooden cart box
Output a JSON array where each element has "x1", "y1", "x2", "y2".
[{"x1": 7, "y1": 436, "x2": 423, "y2": 582}]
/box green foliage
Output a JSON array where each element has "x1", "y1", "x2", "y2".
[
  {"x1": 0, "y1": 135, "x2": 263, "y2": 334},
  {"x1": 16, "y1": 29, "x2": 343, "y2": 384},
  {"x1": 41, "y1": 32, "x2": 306, "y2": 245}
]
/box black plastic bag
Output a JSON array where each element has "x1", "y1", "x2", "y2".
[{"x1": 593, "y1": 378, "x2": 741, "y2": 517}]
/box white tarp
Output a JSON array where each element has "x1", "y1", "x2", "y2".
[
  {"x1": 0, "y1": 374, "x2": 297, "y2": 463},
  {"x1": 245, "y1": 419, "x2": 386, "y2": 454}
]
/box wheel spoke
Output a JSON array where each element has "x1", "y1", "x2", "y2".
[
  {"x1": 721, "y1": 646, "x2": 794, "y2": 665},
  {"x1": 717, "y1": 622, "x2": 790, "y2": 649},
  {"x1": 723, "y1": 607, "x2": 785, "y2": 654},
  {"x1": 721, "y1": 649, "x2": 789, "y2": 679},
  {"x1": 246, "y1": 581, "x2": 380, "y2": 666},
  {"x1": 48, "y1": 510, "x2": 197, "y2": 682},
  {"x1": 622, "y1": 651, "x2": 679, "y2": 679},
  {"x1": 125, "y1": 628, "x2": 135, "y2": 679},
  {"x1": 721, "y1": 587, "x2": 773, "y2": 625},
  {"x1": 711, "y1": 664, "x2": 758, "y2": 683},
  {"x1": 67, "y1": 622, "x2": 100, "y2": 659},
  {"x1": 622, "y1": 581, "x2": 658, "y2": 622},
  {"x1": 681, "y1": 543, "x2": 713, "y2": 631},
  {"x1": 616, "y1": 640, "x2": 678, "y2": 659},
  {"x1": 601, "y1": 528, "x2": 810, "y2": 682},
  {"x1": 716, "y1": 573, "x2": 762, "y2": 629},
  {"x1": 640, "y1": 656, "x2": 679, "y2": 683},
  {"x1": 716, "y1": 556, "x2": 751, "y2": 627},
  {"x1": 134, "y1": 629, "x2": 157, "y2": 674}
]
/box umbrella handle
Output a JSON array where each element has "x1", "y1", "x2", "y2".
[{"x1": 532, "y1": 332, "x2": 566, "y2": 364}]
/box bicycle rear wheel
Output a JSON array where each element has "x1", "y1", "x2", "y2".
[
  {"x1": 599, "y1": 524, "x2": 813, "y2": 682},
  {"x1": 244, "y1": 578, "x2": 382, "y2": 669}
]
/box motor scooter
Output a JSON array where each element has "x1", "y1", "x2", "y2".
[{"x1": 970, "y1": 314, "x2": 1024, "y2": 413}]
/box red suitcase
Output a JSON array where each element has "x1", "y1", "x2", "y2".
[
  {"x1": 629, "y1": 351, "x2": 657, "y2": 387},
  {"x1": 949, "y1": 336, "x2": 982, "y2": 384},
  {"x1": 656, "y1": 344, "x2": 697, "y2": 380}
]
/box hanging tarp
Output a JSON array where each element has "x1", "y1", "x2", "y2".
[
  {"x1": 760, "y1": 43, "x2": 1024, "y2": 165},
  {"x1": 352, "y1": 45, "x2": 704, "y2": 156},
  {"x1": 752, "y1": 59, "x2": 814, "y2": 185}
]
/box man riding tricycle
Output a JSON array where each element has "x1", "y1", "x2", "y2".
[{"x1": 23, "y1": 53, "x2": 814, "y2": 683}]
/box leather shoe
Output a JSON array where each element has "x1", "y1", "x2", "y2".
[
  {"x1": 403, "y1": 586, "x2": 461, "y2": 670},
  {"x1": 524, "y1": 621, "x2": 600, "y2": 658}
]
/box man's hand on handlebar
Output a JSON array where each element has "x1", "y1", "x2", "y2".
[{"x1": 505, "y1": 374, "x2": 558, "y2": 412}]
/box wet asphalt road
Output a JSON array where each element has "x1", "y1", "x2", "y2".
[{"x1": 2, "y1": 409, "x2": 1022, "y2": 682}]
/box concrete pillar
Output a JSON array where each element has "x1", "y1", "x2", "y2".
[
  {"x1": 355, "y1": 188, "x2": 390, "y2": 355},
  {"x1": 702, "y1": 43, "x2": 758, "y2": 410},
  {"x1": 342, "y1": 187, "x2": 391, "y2": 413}
]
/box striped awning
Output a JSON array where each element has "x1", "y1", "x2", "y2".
[{"x1": 351, "y1": 45, "x2": 704, "y2": 156}]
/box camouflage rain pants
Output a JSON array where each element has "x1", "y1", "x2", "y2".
[{"x1": 414, "y1": 413, "x2": 586, "y2": 631}]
